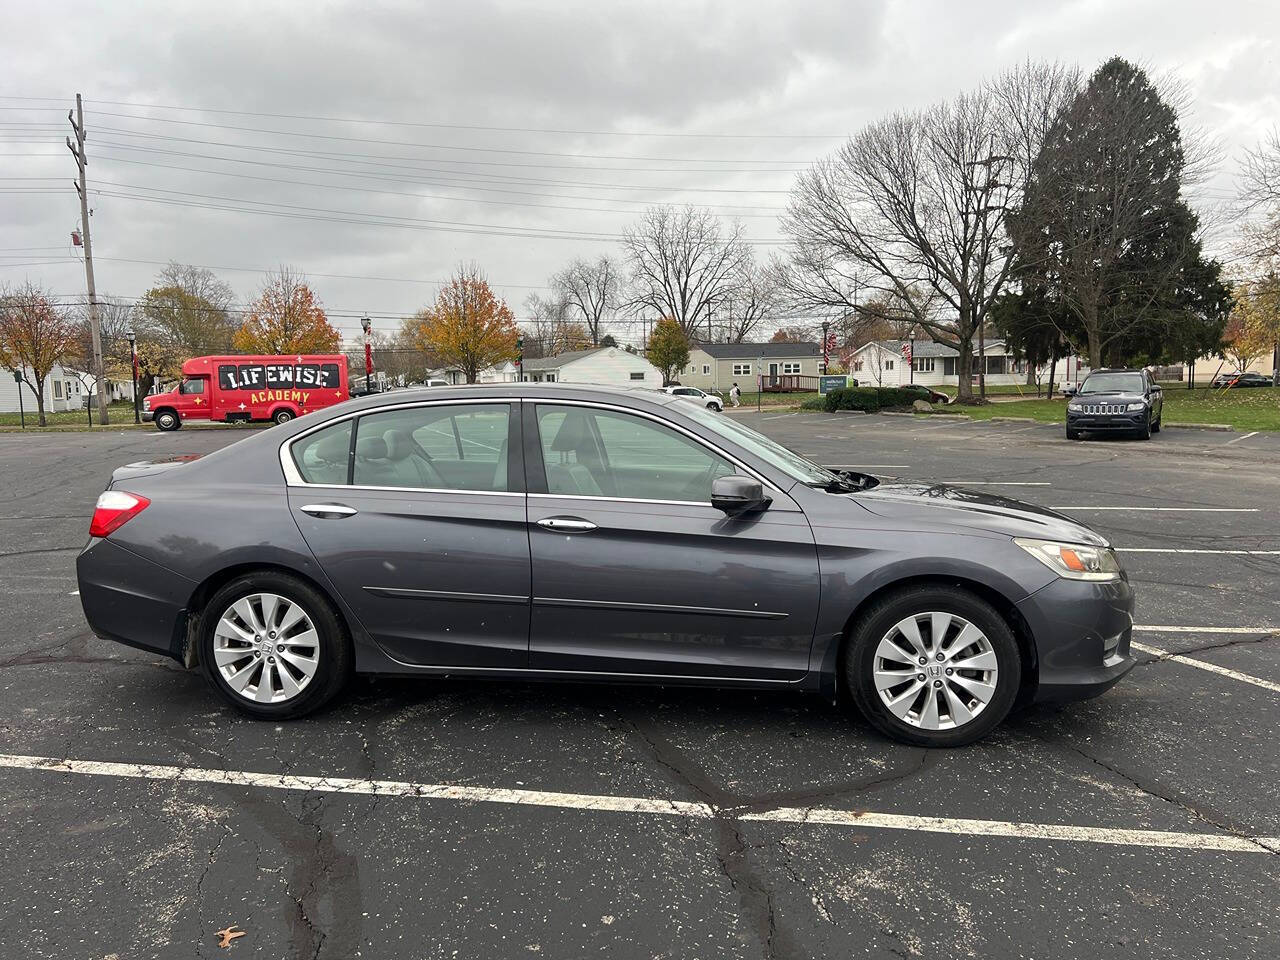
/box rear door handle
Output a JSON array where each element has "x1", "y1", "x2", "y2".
[
  {"x1": 299, "y1": 503, "x2": 358, "y2": 518},
  {"x1": 536, "y1": 517, "x2": 597, "y2": 532}
]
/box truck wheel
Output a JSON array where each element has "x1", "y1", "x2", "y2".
[
  {"x1": 155, "y1": 410, "x2": 180, "y2": 432},
  {"x1": 272, "y1": 409, "x2": 295, "y2": 425}
]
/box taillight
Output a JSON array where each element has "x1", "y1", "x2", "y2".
[{"x1": 89, "y1": 490, "x2": 151, "y2": 538}]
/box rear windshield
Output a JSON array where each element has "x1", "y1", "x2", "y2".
[{"x1": 1081, "y1": 373, "x2": 1144, "y2": 394}]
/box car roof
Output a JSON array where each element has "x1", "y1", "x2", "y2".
[{"x1": 322, "y1": 381, "x2": 684, "y2": 417}]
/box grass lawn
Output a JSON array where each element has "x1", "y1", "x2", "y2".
[
  {"x1": 732, "y1": 391, "x2": 819, "y2": 408},
  {"x1": 949, "y1": 385, "x2": 1280, "y2": 431},
  {"x1": 0, "y1": 401, "x2": 138, "y2": 427},
  {"x1": 932, "y1": 383, "x2": 1051, "y2": 398}
]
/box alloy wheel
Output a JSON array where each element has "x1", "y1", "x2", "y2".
[
  {"x1": 872, "y1": 611, "x2": 999, "y2": 731},
  {"x1": 213, "y1": 593, "x2": 320, "y2": 704}
]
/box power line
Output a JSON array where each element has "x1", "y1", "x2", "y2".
[{"x1": 0, "y1": 95, "x2": 844, "y2": 141}]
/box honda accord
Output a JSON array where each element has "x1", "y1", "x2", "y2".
[{"x1": 77, "y1": 384, "x2": 1135, "y2": 746}]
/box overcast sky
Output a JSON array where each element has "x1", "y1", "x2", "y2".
[{"x1": 2, "y1": 0, "x2": 1277, "y2": 346}]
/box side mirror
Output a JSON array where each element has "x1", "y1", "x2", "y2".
[
  {"x1": 1062, "y1": 385, "x2": 1077, "y2": 397},
  {"x1": 711, "y1": 475, "x2": 770, "y2": 514}
]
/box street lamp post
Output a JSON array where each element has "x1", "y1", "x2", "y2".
[
  {"x1": 909, "y1": 331, "x2": 916, "y2": 385},
  {"x1": 126, "y1": 330, "x2": 140, "y2": 424}
]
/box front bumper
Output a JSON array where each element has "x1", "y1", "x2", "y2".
[
  {"x1": 1016, "y1": 574, "x2": 1136, "y2": 702},
  {"x1": 141, "y1": 409, "x2": 154, "y2": 422},
  {"x1": 1066, "y1": 410, "x2": 1147, "y2": 432}
]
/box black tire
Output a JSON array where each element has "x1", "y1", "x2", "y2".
[
  {"x1": 844, "y1": 585, "x2": 1022, "y2": 747},
  {"x1": 272, "y1": 408, "x2": 295, "y2": 425},
  {"x1": 1151, "y1": 415, "x2": 1161, "y2": 433},
  {"x1": 1137, "y1": 414, "x2": 1152, "y2": 440},
  {"x1": 1065, "y1": 426, "x2": 1082, "y2": 441},
  {"x1": 198, "y1": 571, "x2": 352, "y2": 719},
  {"x1": 155, "y1": 409, "x2": 180, "y2": 432}
]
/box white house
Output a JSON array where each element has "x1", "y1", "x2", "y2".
[
  {"x1": 520, "y1": 346, "x2": 661, "y2": 386},
  {"x1": 0, "y1": 362, "x2": 88, "y2": 414},
  {"x1": 679, "y1": 342, "x2": 823, "y2": 392},
  {"x1": 846, "y1": 338, "x2": 1088, "y2": 390},
  {"x1": 478, "y1": 361, "x2": 520, "y2": 383}
]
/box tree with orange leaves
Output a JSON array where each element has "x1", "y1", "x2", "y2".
[
  {"x1": 409, "y1": 264, "x2": 518, "y2": 383},
  {"x1": 0, "y1": 283, "x2": 77, "y2": 426},
  {"x1": 233, "y1": 267, "x2": 341, "y2": 355}
]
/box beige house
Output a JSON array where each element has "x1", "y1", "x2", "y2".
[{"x1": 678, "y1": 342, "x2": 823, "y2": 392}]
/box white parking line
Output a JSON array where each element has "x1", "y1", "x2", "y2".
[
  {"x1": 934, "y1": 481, "x2": 1052, "y2": 486},
  {"x1": 1052, "y1": 507, "x2": 1259, "y2": 513},
  {"x1": 1227, "y1": 431, "x2": 1259, "y2": 445},
  {"x1": 0, "y1": 753, "x2": 1274, "y2": 855},
  {"x1": 1134, "y1": 625, "x2": 1279, "y2": 633},
  {"x1": 1119, "y1": 548, "x2": 1280, "y2": 555},
  {"x1": 1131, "y1": 641, "x2": 1280, "y2": 695}
]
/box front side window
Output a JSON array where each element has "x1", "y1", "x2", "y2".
[
  {"x1": 353, "y1": 404, "x2": 512, "y2": 492},
  {"x1": 537, "y1": 405, "x2": 734, "y2": 502},
  {"x1": 291, "y1": 420, "x2": 353, "y2": 485},
  {"x1": 181, "y1": 378, "x2": 205, "y2": 395}
]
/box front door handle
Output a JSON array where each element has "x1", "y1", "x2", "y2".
[
  {"x1": 299, "y1": 503, "x2": 358, "y2": 518},
  {"x1": 536, "y1": 517, "x2": 597, "y2": 532}
]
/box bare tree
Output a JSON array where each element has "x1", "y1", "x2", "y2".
[
  {"x1": 552, "y1": 256, "x2": 620, "y2": 346},
  {"x1": 781, "y1": 63, "x2": 1076, "y2": 402},
  {"x1": 523, "y1": 293, "x2": 591, "y2": 359},
  {"x1": 623, "y1": 205, "x2": 750, "y2": 341},
  {"x1": 1241, "y1": 127, "x2": 1280, "y2": 262},
  {"x1": 721, "y1": 259, "x2": 783, "y2": 342}
]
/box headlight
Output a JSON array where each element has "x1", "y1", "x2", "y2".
[
  {"x1": 1014, "y1": 538, "x2": 1122, "y2": 581},
  {"x1": 1125, "y1": 401, "x2": 1146, "y2": 412},
  {"x1": 142, "y1": 397, "x2": 150, "y2": 410},
  {"x1": 1068, "y1": 400, "x2": 1082, "y2": 409}
]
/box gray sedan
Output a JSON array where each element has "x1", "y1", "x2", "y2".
[{"x1": 77, "y1": 384, "x2": 1135, "y2": 746}]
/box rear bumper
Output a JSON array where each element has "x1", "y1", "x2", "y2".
[
  {"x1": 76, "y1": 537, "x2": 193, "y2": 660},
  {"x1": 1016, "y1": 575, "x2": 1136, "y2": 702}
]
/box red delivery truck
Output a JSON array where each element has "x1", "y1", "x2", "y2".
[{"x1": 143, "y1": 354, "x2": 350, "y2": 431}]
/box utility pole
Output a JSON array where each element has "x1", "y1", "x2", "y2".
[{"x1": 67, "y1": 93, "x2": 108, "y2": 425}]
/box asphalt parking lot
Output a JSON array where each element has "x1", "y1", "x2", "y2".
[{"x1": 1, "y1": 416, "x2": 1278, "y2": 960}]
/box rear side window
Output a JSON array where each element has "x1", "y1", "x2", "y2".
[
  {"x1": 291, "y1": 420, "x2": 352, "y2": 485},
  {"x1": 352, "y1": 404, "x2": 512, "y2": 492}
]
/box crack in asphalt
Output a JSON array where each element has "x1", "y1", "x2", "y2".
[
  {"x1": 1037, "y1": 737, "x2": 1280, "y2": 857},
  {"x1": 616, "y1": 709, "x2": 932, "y2": 960},
  {"x1": 1139, "y1": 632, "x2": 1280, "y2": 659}
]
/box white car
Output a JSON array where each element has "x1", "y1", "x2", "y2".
[{"x1": 663, "y1": 386, "x2": 723, "y2": 411}]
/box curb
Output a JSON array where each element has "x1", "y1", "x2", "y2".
[
  {"x1": 0, "y1": 422, "x2": 273, "y2": 435},
  {"x1": 1165, "y1": 422, "x2": 1234, "y2": 432},
  {"x1": 988, "y1": 416, "x2": 1039, "y2": 423}
]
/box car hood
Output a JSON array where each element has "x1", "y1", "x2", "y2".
[
  {"x1": 848, "y1": 481, "x2": 1109, "y2": 546},
  {"x1": 1070, "y1": 391, "x2": 1145, "y2": 403}
]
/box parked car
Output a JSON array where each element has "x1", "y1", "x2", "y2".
[
  {"x1": 900, "y1": 384, "x2": 952, "y2": 405},
  {"x1": 1212, "y1": 371, "x2": 1274, "y2": 388},
  {"x1": 77, "y1": 384, "x2": 1134, "y2": 747},
  {"x1": 423, "y1": 379, "x2": 451, "y2": 387},
  {"x1": 663, "y1": 385, "x2": 724, "y2": 411},
  {"x1": 1064, "y1": 369, "x2": 1163, "y2": 440},
  {"x1": 143, "y1": 354, "x2": 350, "y2": 430}
]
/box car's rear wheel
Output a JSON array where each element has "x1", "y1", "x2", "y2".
[
  {"x1": 155, "y1": 410, "x2": 180, "y2": 431},
  {"x1": 198, "y1": 572, "x2": 351, "y2": 719},
  {"x1": 272, "y1": 408, "x2": 295, "y2": 425},
  {"x1": 845, "y1": 586, "x2": 1021, "y2": 747}
]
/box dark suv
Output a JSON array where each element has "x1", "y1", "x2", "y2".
[{"x1": 1065, "y1": 369, "x2": 1163, "y2": 440}]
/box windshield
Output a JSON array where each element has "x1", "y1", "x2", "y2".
[
  {"x1": 1081, "y1": 373, "x2": 1144, "y2": 394},
  {"x1": 679, "y1": 402, "x2": 839, "y2": 486}
]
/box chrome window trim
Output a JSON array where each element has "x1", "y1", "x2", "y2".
[
  {"x1": 280, "y1": 397, "x2": 521, "y2": 489},
  {"x1": 530, "y1": 492, "x2": 707, "y2": 507},
  {"x1": 280, "y1": 394, "x2": 781, "y2": 496}
]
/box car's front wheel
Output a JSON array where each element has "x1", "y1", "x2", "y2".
[
  {"x1": 845, "y1": 586, "x2": 1021, "y2": 747},
  {"x1": 155, "y1": 410, "x2": 180, "y2": 431},
  {"x1": 198, "y1": 572, "x2": 352, "y2": 719},
  {"x1": 1137, "y1": 414, "x2": 1152, "y2": 440},
  {"x1": 1065, "y1": 426, "x2": 1081, "y2": 441}
]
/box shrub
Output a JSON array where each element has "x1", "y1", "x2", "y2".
[
  {"x1": 822, "y1": 386, "x2": 922, "y2": 412},
  {"x1": 800, "y1": 395, "x2": 826, "y2": 411}
]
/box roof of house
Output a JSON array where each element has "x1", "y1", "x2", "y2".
[
  {"x1": 692, "y1": 341, "x2": 821, "y2": 360},
  {"x1": 854, "y1": 338, "x2": 1009, "y2": 358},
  {"x1": 520, "y1": 347, "x2": 606, "y2": 372}
]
